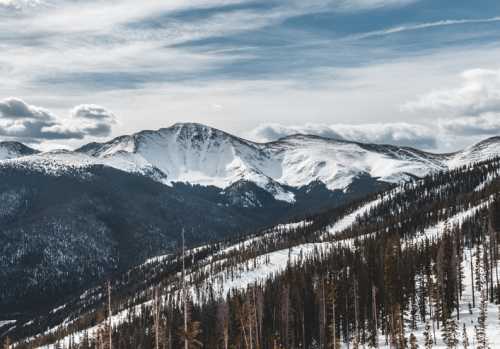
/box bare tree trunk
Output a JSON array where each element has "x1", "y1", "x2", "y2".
[
  {"x1": 182, "y1": 229, "x2": 188, "y2": 349},
  {"x1": 345, "y1": 293, "x2": 350, "y2": 349},
  {"x1": 332, "y1": 291, "x2": 336, "y2": 349},
  {"x1": 321, "y1": 278, "x2": 326, "y2": 349},
  {"x1": 108, "y1": 281, "x2": 112, "y2": 349},
  {"x1": 302, "y1": 309, "x2": 306, "y2": 349},
  {"x1": 372, "y1": 285, "x2": 378, "y2": 347},
  {"x1": 239, "y1": 309, "x2": 250, "y2": 349},
  {"x1": 249, "y1": 294, "x2": 253, "y2": 349},
  {"x1": 253, "y1": 288, "x2": 260, "y2": 349},
  {"x1": 354, "y1": 278, "x2": 359, "y2": 345},
  {"x1": 154, "y1": 287, "x2": 160, "y2": 349},
  {"x1": 470, "y1": 247, "x2": 475, "y2": 308}
]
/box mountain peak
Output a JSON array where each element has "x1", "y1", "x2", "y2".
[
  {"x1": 0, "y1": 141, "x2": 38, "y2": 160},
  {"x1": 471, "y1": 136, "x2": 500, "y2": 148},
  {"x1": 165, "y1": 122, "x2": 232, "y2": 141},
  {"x1": 170, "y1": 122, "x2": 214, "y2": 130}
]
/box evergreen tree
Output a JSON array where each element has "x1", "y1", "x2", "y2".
[
  {"x1": 423, "y1": 321, "x2": 433, "y2": 349},
  {"x1": 475, "y1": 289, "x2": 489, "y2": 349},
  {"x1": 442, "y1": 318, "x2": 459, "y2": 349},
  {"x1": 409, "y1": 333, "x2": 418, "y2": 349},
  {"x1": 461, "y1": 324, "x2": 469, "y2": 349}
]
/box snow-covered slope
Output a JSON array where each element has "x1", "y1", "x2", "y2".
[
  {"x1": 0, "y1": 141, "x2": 38, "y2": 160},
  {"x1": 447, "y1": 136, "x2": 500, "y2": 168},
  {"x1": 2, "y1": 123, "x2": 500, "y2": 202},
  {"x1": 76, "y1": 124, "x2": 451, "y2": 196}
]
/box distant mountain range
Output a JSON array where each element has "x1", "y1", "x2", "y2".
[
  {"x1": 1, "y1": 123, "x2": 500, "y2": 315},
  {"x1": 3, "y1": 123, "x2": 500, "y2": 199}
]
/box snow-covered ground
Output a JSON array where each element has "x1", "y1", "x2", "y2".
[
  {"x1": 218, "y1": 220, "x2": 312, "y2": 256},
  {"x1": 475, "y1": 168, "x2": 500, "y2": 192},
  {"x1": 34, "y1": 242, "x2": 332, "y2": 349},
  {"x1": 405, "y1": 251, "x2": 500, "y2": 349},
  {"x1": 0, "y1": 320, "x2": 16, "y2": 328},
  {"x1": 325, "y1": 197, "x2": 383, "y2": 237},
  {"x1": 409, "y1": 199, "x2": 491, "y2": 246},
  {"x1": 192, "y1": 242, "x2": 332, "y2": 302}
]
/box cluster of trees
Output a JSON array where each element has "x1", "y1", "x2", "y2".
[
  {"x1": 10, "y1": 203, "x2": 499, "y2": 349},
  {"x1": 5, "y1": 158, "x2": 500, "y2": 348}
]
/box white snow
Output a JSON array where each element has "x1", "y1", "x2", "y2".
[
  {"x1": 326, "y1": 197, "x2": 383, "y2": 237},
  {"x1": 193, "y1": 243, "x2": 332, "y2": 302},
  {"x1": 401, "y1": 251, "x2": 500, "y2": 349},
  {"x1": 50, "y1": 304, "x2": 66, "y2": 314},
  {"x1": 410, "y1": 200, "x2": 491, "y2": 245},
  {"x1": 474, "y1": 168, "x2": 500, "y2": 192},
  {"x1": 0, "y1": 320, "x2": 16, "y2": 328},
  {"x1": 218, "y1": 220, "x2": 313, "y2": 256},
  {"x1": 29, "y1": 199, "x2": 500, "y2": 349},
  {"x1": 447, "y1": 137, "x2": 500, "y2": 169},
  {"x1": 2, "y1": 125, "x2": 500, "y2": 203}
]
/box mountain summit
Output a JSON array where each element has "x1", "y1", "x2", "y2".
[{"x1": 1, "y1": 123, "x2": 500, "y2": 202}]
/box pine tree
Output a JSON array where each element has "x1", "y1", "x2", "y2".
[
  {"x1": 475, "y1": 289, "x2": 489, "y2": 349},
  {"x1": 461, "y1": 324, "x2": 469, "y2": 349},
  {"x1": 107, "y1": 281, "x2": 113, "y2": 349},
  {"x1": 153, "y1": 287, "x2": 162, "y2": 349},
  {"x1": 423, "y1": 321, "x2": 433, "y2": 349},
  {"x1": 442, "y1": 318, "x2": 459, "y2": 348},
  {"x1": 216, "y1": 301, "x2": 229, "y2": 349},
  {"x1": 409, "y1": 333, "x2": 418, "y2": 349},
  {"x1": 328, "y1": 279, "x2": 338, "y2": 349}
]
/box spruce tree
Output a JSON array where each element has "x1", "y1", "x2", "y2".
[
  {"x1": 442, "y1": 318, "x2": 459, "y2": 348},
  {"x1": 461, "y1": 324, "x2": 469, "y2": 349},
  {"x1": 423, "y1": 321, "x2": 433, "y2": 349},
  {"x1": 475, "y1": 289, "x2": 489, "y2": 349},
  {"x1": 409, "y1": 333, "x2": 418, "y2": 349}
]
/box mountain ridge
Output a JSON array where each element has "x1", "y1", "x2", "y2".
[{"x1": 3, "y1": 123, "x2": 499, "y2": 203}]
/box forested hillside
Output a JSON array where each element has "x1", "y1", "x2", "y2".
[{"x1": 4, "y1": 158, "x2": 500, "y2": 349}]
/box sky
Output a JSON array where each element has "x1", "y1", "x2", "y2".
[{"x1": 1, "y1": 0, "x2": 500, "y2": 152}]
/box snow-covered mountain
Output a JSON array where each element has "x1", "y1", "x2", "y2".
[
  {"x1": 447, "y1": 136, "x2": 500, "y2": 168},
  {"x1": 2, "y1": 123, "x2": 500, "y2": 203},
  {"x1": 0, "y1": 141, "x2": 38, "y2": 160},
  {"x1": 76, "y1": 123, "x2": 450, "y2": 197}
]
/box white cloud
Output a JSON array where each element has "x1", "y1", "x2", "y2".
[
  {"x1": 335, "y1": 0, "x2": 418, "y2": 12},
  {"x1": 71, "y1": 104, "x2": 116, "y2": 121},
  {"x1": 439, "y1": 113, "x2": 500, "y2": 136},
  {"x1": 0, "y1": 0, "x2": 498, "y2": 153},
  {"x1": 355, "y1": 17, "x2": 500, "y2": 39},
  {"x1": 0, "y1": 0, "x2": 42, "y2": 9},
  {"x1": 249, "y1": 122, "x2": 437, "y2": 149},
  {"x1": 0, "y1": 97, "x2": 53, "y2": 120},
  {"x1": 403, "y1": 68, "x2": 500, "y2": 117},
  {"x1": 0, "y1": 98, "x2": 117, "y2": 141}
]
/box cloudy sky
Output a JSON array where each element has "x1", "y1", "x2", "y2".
[{"x1": 1, "y1": 0, "x2": 500, "y2": 151}]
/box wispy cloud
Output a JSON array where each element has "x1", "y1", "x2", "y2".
[{"x1": 355, "y1": 16, "x2": 500, "y2": 39}]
